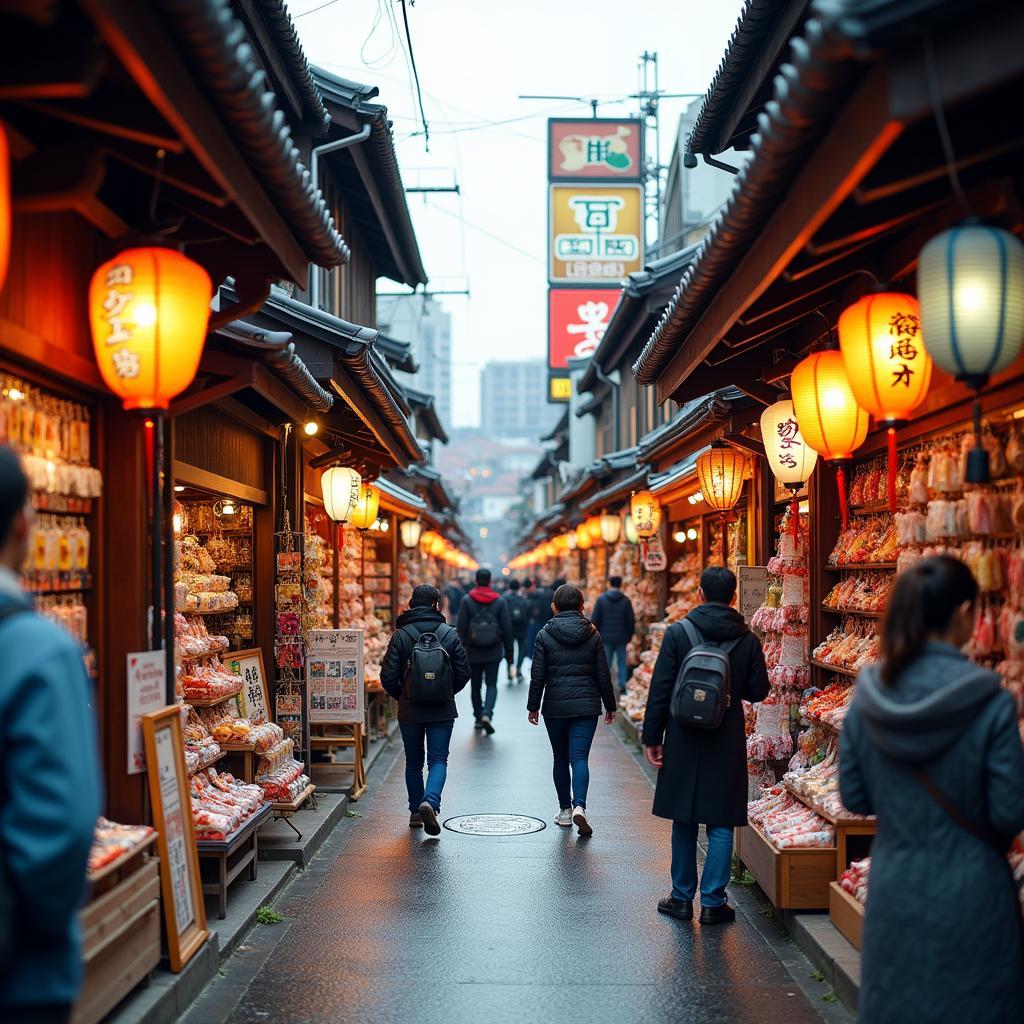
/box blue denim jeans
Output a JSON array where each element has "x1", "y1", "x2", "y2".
[
  {"x1": 543, "y1": 715, "x2": 599, "y2": 809},
  {"x1": 671, "y1": 822, "x2": 733, "y2": 907},
  {"x1": 607, "y1": 643, "x2": 629, "y2": 689},
  {"x1": 399, "y1": 720, "x2": 454, "y2": 813}
]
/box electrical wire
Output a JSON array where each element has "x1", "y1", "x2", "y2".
[
  {"x1": 294, "y1": 0, "x2": 341, "y2": 19},
  {"x1": 924, "y1": 32, "x2": 975, "y2": 216},
  {"x1": 398, "y1": 0, "x2": 430, "y2": 152},
  {"x1": 360, "y1": 0, "x2": 399, "y2": 70},
  {"x1": 424, "y1": 200, "x2": 545, "y2": 265}
]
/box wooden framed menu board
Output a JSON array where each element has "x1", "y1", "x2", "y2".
[{"x1": 142, "y1": 705, "x2": 209, "y2": 972}]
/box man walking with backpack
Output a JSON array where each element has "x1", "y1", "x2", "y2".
[
  {"x1": 642, "y1": 566, "x2": 769, "y2": 924},
  {"x1": 504, "y1": 579, "x2": 529, "y2": 682},
  {"x1": 381, "y1": 584, "x2": 472, "y2": 836},
  {"x1": 456, "y1": 568, "x2": 514, "y2": 734}
]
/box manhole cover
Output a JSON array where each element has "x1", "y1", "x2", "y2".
[{"x1": 443, "y1": 814, "x2": 547, "y2": 836}]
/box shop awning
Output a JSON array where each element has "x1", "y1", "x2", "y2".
[
  {"x1": 579, "y1": 466, "x2": 649, "y2": 515},
  {"x1": 638, "y1": 388, "x2": 753, "y2": 471},
  {"x1": 404, "y1": 386, "x2": 450, "y2": 444},
  {"x1": 634, "y1": 0, "x2": 1024, "y2": 404},
  {"x1": 375, "y1": 333, "x2": 419, "y2": 374},
  {"x1": 649, "y1": 450, "x2": 703, "y2": 497},
  {"x1": 313, "y1": 67, "x2": 428, "y2": 288},
  {"x1": 378, "y1": 476, "x2": 428, "y2": 515}
]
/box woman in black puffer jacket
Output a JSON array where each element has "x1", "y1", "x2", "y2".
[{"x1": 528, "y1": 583, "x2": 617, "y2": 836}]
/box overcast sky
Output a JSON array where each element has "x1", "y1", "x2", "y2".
[{"x1": 295, "y1": 0, "x2": 745, "y2": 427}]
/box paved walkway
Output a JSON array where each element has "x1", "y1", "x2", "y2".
[{"x1": 183, "y1": 674, "x2": 850, "y2": 1024}]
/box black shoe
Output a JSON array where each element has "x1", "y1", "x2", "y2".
[
  {"x1": 409, "y1": 813, "x2": 423, "y2": 829},
  {"x1": 700, "y1": 904, "x2": 736, "y2": 925},
  {"x1": 657, "y1": 897, "x2": 693, "y2": 921},
  {"x1": 418, "y1": 801, "x2": 441, "y2": 837},
  {"x1": 474, "y1": 720, "x2": 484, "y2": 730},
  {"x1": 480, "y1": 715, "x2": 495, "y2": 735}
]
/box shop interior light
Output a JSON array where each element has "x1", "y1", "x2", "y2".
[
  {"x1": 599, "y1": 513, "x2": 621, "y2": 545},
  {"x1": 174, "y1": 485, "x2": 185, "y2": 493},
  {"x1": 399, "y1": 519, "x2": 423, "y2": 549},
  {"x1": 791, "y1": 349, "x2": 869, "y2": 528},
  {"x1": 303, "y1": 419, "x2": 319, "y2": 436},
  {"x1": 918, "y1": 223, "x2": 1024, "y2": 482},
  {"x1": 347, "y1": 484, "x2": 381, "y2": 530},
  {"x1": 672, "y1": 529, "x2": 687, "y2": 544},
  {"x1": 686, "y1": 527, "x2": 699, "y2": 541},
  {"x1": 838, "y1": 292, "x2": 931, "y2": 510},
  {"x1": 6, "y1": 387, "x2": 24, "y2": 401},
  {"x1": 89, "y1": 245, "x2": 212, "y2": 412},
  {"x1": 214, "y1": 499, "x2": 236, "y2": 517},
  {"x1": 321, "y1": 466, "x2": 362, "y2": 522},
  {"x1": 172, "y1": 500, "x2": 185, "y2": 535}
]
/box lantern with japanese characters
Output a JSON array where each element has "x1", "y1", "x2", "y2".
[
  {"x1": 629, "y1": 490, "x2": 661, "y2": 539},
  {"x1": 347, "y1": 484, "x2": 381, "y2": 530},
  {"x1": 761, "y1": 400, "x2": 817, "y2": 540},
  {"x1": 696, "y1": 443, "x2": 750, "y2": 560},
  {"x1": 321, "y1": 467, "x2": 362, "y2": 523},
  {"x1": 791, "y1": 350, "x2": 869, "y2": 528},
  {"x1": 839, "y1": 292, "x2": 931, "y2": 509},
  {"x1": 918, "y1": 223, "x2": 1024, "y2": 482},
  {"x1": 89, "y1": 246, "x2": 211, "y2": 411}
]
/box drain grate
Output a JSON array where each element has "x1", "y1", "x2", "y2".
[{"x1": 443, "y1": 813, "x2": 547, "y2": 836}]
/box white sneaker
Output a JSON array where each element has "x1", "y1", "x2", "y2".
[
  {"x1": 572, "y1": 806, "x2": 593, "y2": 837},
  {"x1": 554, "y1": 808, "x2": 573, "y2": 827}
]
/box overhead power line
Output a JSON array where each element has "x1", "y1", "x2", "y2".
[{"x1": 399, "y1": 0, "x2": 430, "y2": 152}]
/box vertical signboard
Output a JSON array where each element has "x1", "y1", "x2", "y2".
[
  {"x1": 549, "y1": 183, "x2": 645, "y2": 283},
  {"x1": 307, "y1": 628, "x2": 365, "y2": 724},
  {"x1": 548, "y1": 288, "x2": 621, "y2": 369},
  {"x1": 548, "y1": 118, "x2": 643, "y2": 181}
]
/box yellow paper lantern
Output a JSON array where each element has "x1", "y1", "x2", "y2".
[
  {"x1": 760, "y1": 400, "x2": 818, "y2": 490},
  {"x1": 599, "y1": 513, "x2": 621, "y2": 544},
  {"x1": 575, "y1": 523, "x2": 593, "y2": 550},
  {"x1": 544, "y1": 540, "x2": 558, "y2": 559},
  {"x1": 791, "y1": 350, "x2": 869, "y2": 463},
  {"x1": 347, "y1": 484, "x2": 381, "y2": 529},
  {"x1": 566, "y1": 530, "x2": 578, "y2": 551},
  {"x1": 630, "y1": 490, "x2": 661, "y2": 539},
  {"x1": 321, "y1": 466, "x2": 362, "y2": 522},
  {"x1": 89, "y1": 246, "x2": 212, "y2": 410},
  {"x1": 696, "y1": 444, "x2": 749, "y2": 513},
  {"x1": 430, "y1": 535, "x2": 446, "y2": 558},
  {"x1": 584, "y1": 515, "x2": 603, "y2": 543}
]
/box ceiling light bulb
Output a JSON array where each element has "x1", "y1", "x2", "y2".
[{"x1": 304, "y1": 420, "x2": 319, "y2": 436}]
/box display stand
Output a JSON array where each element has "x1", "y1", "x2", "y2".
[
  {"x1": 734, "y1": 823, "x2": 836, "y2": 910},
  {"x1": 73, "y1": 836, "x2": 161, "y2": 1024},
  {"x1": 272, "y1": 783, "x2": 318, "y2": 839},
  {"x1": 309, "y1": 725, "x2": 366, "y2": 799},
  {"x1": 829, "y1": 882, "x2": 865, "y2": 950},
  {"x1": 196, "y1": 803, "x2": 272, "y2": 919}
]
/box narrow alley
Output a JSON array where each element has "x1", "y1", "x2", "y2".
[{"x1": 182, "y1": 679, "x2": 850, "y2": 1024}]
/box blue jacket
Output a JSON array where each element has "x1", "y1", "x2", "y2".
[
  {"x1": 840, "y1": 643, "x2": 1024, "y2": 1023},
  {"x1": 0, "y1": 595, "x2": 102, "y2": 1010},
  {"x1": 591, "y1": 588, "x2": 635, "y2": 646}
]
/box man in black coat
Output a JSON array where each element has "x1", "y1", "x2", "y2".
[
  {"x1": 642, "y1": 566, "x2": 770, "y2": 924},
  {"x1": 526, "y1": 577, "x2": 552, "y2": 653},
  {"x1": 381, "y1": 584, "x2": 472, "y2": 835},
  {"x1": 456, "y1": 568, "x2": 514, "y2": 734},
  {"x1": 504, "y1": 578, "x2": 530, "y2": 682},
  {"x1": 591, "y1": 575, "x2": 636, "y2": 692}
]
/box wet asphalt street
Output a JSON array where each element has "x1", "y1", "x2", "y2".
[{"x1": 182, "y1": 670, "x2": 850, "y2": 1024}]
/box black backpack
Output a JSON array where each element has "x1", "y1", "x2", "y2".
[
  {"x1": 468, "y1": 601, "x2": 501, "y2": 647},
  {"x1": 402, "y1": 624, "x2": 456, "y2": 706},
  {"x1": 670, "y1": 619, "x2": 741, "y2": 730},
  {"x1": 508, "y1": 596, "x2": 527, "y2": 629}
]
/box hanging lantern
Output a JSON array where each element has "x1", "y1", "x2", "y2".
[
  {"x1": 554, "y1": 533, "x2": 571, "y2": 552},
  {"x1": 630, "y1": 490, "x2": 661, "y2": 539},
  {"x1": 321, "y1": 466, "x2": 362, "y2": 522},
  {"x1": 347, "y1": 484, "x2": 381, "y2": 530},
  {"x1": 575, "y1": 523, "x2": 593, "y2": 550},
  {"x1": 172, "y1": 499, "x2": 185, "y2": 536},
  {"x1": 566, "y1": 529, "x2": 578, "y2": 551},
  {"x1": 429, "y1": 535, "x2": 446, "y2": 558},
  {"x1": 791, "y1": 350, "x2": 869, "y2": 529},
  {"x1": 599, "y1": 513, "x2": 621, "y2": 544},
  {"x1": 838, "y1": 292, "x2": 932, "y2": 510},
  {"x1": 89, "y1": 246, "x2": 212, "y2": 411},
  {"x1": 761, "y1": 399, "x2": 818, "y2": 541},
  {"x1": 399, "y1": 519, "x2": 422, "y2": 549},
  {"x1": 584, "y1": 515, "x2": 603, "y2": 543},
  {"x1": 544, "y1": 540, "x2": 558, "y2": 559},
  {"x1": 696, "y1": 443, "x2": 750, "y2": 561},
  {"x1": 623, "y1": 513, "x2": 639, "y2": 545},
  {"x1": 0, "y1": 124, "x2": 9, "y2": 294},
  {"x1": 918, "y1": 223, "x2": 1024, "y2": 482}
]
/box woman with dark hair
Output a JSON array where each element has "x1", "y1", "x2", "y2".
[
  {"x1": 528, "y1": 583, "x2": 617, "y2": 836},
  {"x1": 840, "y1": 554, "x2": 1024, "y2": 1022}
]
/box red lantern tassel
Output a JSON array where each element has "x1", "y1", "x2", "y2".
[
  {"x1": 836, "y1": 464, "x2": 849, "y2": 531},
  {"x1": 143, "y1": 418, "x2": 155, "y2": 517},
  {"x1": 887, "y1": 427, "x2": 898, "y2": 513},
  {"x1": 791, "y1": 492, "x2": 800, "y2": 546}
]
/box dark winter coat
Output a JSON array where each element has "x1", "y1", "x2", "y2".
[
  {"x1": 591, "y1": 587, "x2": 636, "y2": 645},
  {"x1": 642, "y1": 602, "x2": 770, "y2": 826},
  {"x1": 840, "y1": 643, "x2": 1024, "y2": 1024},
  {"x1": 504, "y1": 592, "x2": 529, "y2": 639},
  {"x1": 528, "y1": 586, "x2": 553, "y2": 625},
  {"x1": 380, "y1": 607, "x2": 472, "y2": 724},
  {"x1": 456, "y1": 587, "x2": 514, "y2": 665},
  {"x1": 528, "y1": 611, "x2": 617, "y2": 718}
]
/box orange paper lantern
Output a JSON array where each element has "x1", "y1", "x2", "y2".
[
  {"x1": 630, "y1": 490, "x2": 661, "y2": 539},
  {"x1": 584, "y1": 515, "x2": 603, "y2": 543},
  {"x1": 575, "y1": 523, "x2": 593, "y2": 550},
  {"x1": 695, "y1": 444, "x2": 749, "y2": 514},
  {"x1": 347, "y1": 484, "x2": 381, "y2": 529},
  {"x1": 89, "y1": 246, "x2": 212, "y2": 410}
]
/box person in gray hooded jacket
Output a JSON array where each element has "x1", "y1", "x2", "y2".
[{"x1": 840, "y1": 555, "x2": 1024, "y2": 1024}]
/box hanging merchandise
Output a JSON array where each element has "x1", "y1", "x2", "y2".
[
  {"x1": 791, "y1": 350, "x2": 869, "y2": 529},
  {"x1": 761, "y1": 399, "x2": 817, "y2": 542},
  {"x1": 838, "y1": 291, "x2": 932, "y2": 511},
  {"x1": 918, "y1": 223, "x2": 1024, "y2": 482}
]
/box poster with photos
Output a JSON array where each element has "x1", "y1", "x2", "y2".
[{"x1": 307, "y1": 628, "x2": 364, "y2": 724}]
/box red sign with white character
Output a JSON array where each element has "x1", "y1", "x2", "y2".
[{"x1": 548, "y1": 288, "x2": 621, "y2": 369}]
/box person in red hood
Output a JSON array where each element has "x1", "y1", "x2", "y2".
[{"x1": 456, "y1": 568, "x2": 514, "y2": 734}]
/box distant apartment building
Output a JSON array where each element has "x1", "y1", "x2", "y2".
[
  {"x1": 376, "y1": 294, "x2": 452, "y2": 430},
  {"x1": 479, "y1": 360, "x2": 560, "y2": 442}
]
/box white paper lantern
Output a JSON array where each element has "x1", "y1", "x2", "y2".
[
  {"x1": 399, "y1": 519, "x2": 422, "y2": 549},
  {"x1": 760, "y1": 400, "x2": 818, "y2": 489},
  {"x1": 599, "y1": 513, "x2": 621, "y2": 544},
  {"x1": 321, "y1": 466, "x2": 361, "y2": 522},
  {"x1": 918, "y1": 223, "x2": 1024, "y2": 386}
]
